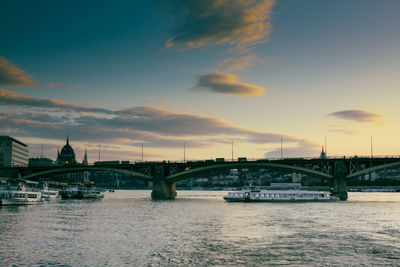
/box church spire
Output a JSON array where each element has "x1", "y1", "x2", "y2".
[
  {"x1": 82, "y1": 146, "x2": 88, "y2": 165},
  {"x1": 66, "y1": 135, "x2": 69, "y2": 145},
  {"x1": 320, "y1": 145, "x2": 327, "y2": 159},
  {"x1": 56, "y1": 146, "x2": 60, "y2": 165}
]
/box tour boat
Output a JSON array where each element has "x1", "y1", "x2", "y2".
[
  {"x1": 60, "y1": 185, "x2": 104, "y2": 199},
  {"x1": 40, "y1": 183, "x2": 61, "y2": 200},
  {"x1": 0, "y1": 183, "x2": 44, "y2": 205},
  {"x1": 224, "y1": 184, "x2": 336, "y2": 202}
]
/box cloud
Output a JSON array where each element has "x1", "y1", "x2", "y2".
[
  {"x1": 329, "y1": 129, "x2": 361, "y2": 135},
  {"x1": 142, "y1": 97, "x2": 184, "y2": 108},
  {"x1": 45, "y1": 82, "x2": 63, "y2": 88},
  {"x1": 69, "y1": 85, "x2": 85, "y2": 89},
  {"x1": 192, "y1": 72, "x2": 265, "y2": 96},
  {"x1": 1, "y1": 107, "x2": 317, "y2": 153},
  {"x1": 166, "y1": 0, "x2": 275, "y2": 51},
  {"x1": 217, "y1": 54, "x2": 265, "y2": 72},
  {"x1": 265, "y1": 140, "x2": 320, "y2": 159},
  {"x1": 0, "y1": 90, "x2": 319, "y2": 159},
  {"x1": 0, "y1": 88, "x2": 113, "y2": 114},
  {"x1": 328, "y1": 110, "x2": 385, "y2": 123},
  {"x1": 0, "y1": 57, "x2": 36, "y2": 87}
]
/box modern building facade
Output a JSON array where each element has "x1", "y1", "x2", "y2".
[{"x1": 0, "y1": 136, "x2": 29, "y2": 167}]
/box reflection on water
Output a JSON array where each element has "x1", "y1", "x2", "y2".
[{"x1": 1, "y1": 191, "x2": 400, "y2": 266}]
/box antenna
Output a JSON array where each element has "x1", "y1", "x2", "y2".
[
  {"x1": 231, "y1": 139, "x2": 234, "y2": 161},
  {"x1": 141, "y1": 143, "x2": 144, "y2": 163},
  {"x1": 98, "y1": 144, "x2": 101, "y2": 162},
  {"x1": 280, "y1": 138, "x2": 283, "y2": 159},
  {"x1": 41, "y1": 144, "x2": 44, "y2": 158},
  {"x1": 184, "y1": 141, "x2": 186, "y2": 163},
  {"x1": 325, "y1": 137, "x2": 327, "y2": 157},
  {"x1": 370, "y1": 136, "x2": 373, "y2": 158}
]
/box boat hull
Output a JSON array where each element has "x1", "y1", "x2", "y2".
[
  {"x1": 224, "y1": 197, "x2": 336, "y2": 202},
  {"x1": 60, "y1": 191, "x2": 104, "y2": 200},
  {"x1": 1, "y1": 198, "x2": 44, "y2": 205}
]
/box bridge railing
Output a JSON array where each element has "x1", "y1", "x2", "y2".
[{"x1": 25, "y1": 155, "x2": 400, "y2": 168}]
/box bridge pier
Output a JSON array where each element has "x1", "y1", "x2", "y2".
[
  {"x1": 151, "y1": 164, "x2": 177, "y2": 200},
  {"x1": 332, "y1": 161, "x2": 348, "y2": 201}
]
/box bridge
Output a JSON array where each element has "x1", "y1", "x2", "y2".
[{"x1": 2, "y1": 156, "x2": 400, "y2": 201}]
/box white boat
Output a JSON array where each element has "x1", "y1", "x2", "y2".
[
  {"x1": 224, "y1": 184, "x2": 337, "y2": 202},
  {"x1": 0, "y1": 183, "x2": 44, "y2": 205},
  {"x1": 41, "y1": 183, "x2": 61, "y2": 200},
  {"x1": 60, "y1": 185, "x2": 104, "y2": 199}
]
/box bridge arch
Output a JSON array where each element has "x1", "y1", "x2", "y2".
[
  {"x1": 22, "y1": 166, "x2": 153, "y2": 181},
  {"x1": 347, "y1": 162, "x2": 400, "y2": 180},
  {"x1": 166, "y1": 162, "x2": 333, "y2": 183}
]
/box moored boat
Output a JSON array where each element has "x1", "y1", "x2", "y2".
[
  {"x1": 0, "y1": 183, "x2": 44, "y2": 205},
  {"x1": 60, "y1": 184, "x2": 104, "y2": 199},
  {"x1": 40, "y1": 183, "x2": 61, "y2": 200}
]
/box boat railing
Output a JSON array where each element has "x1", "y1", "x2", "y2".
[{"x1": 243, "y1": 184, "x2": 304, "y2": 191}]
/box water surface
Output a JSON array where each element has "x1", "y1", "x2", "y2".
[{"x1": 1, "y1": 191, "x2": 400, "y2": 266}]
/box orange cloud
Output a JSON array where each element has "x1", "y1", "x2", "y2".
[
  {"x1": 0, "y1": 88, "x2": 111, "y2": 114},
  {"x1": 0, "y1": 57, "x2": 36, "y2": 87},
  {"x1": 192, "y1": 72, "x2": 265, "y2": 96},
  {"x1": 45, "y1": 82, "x2": 62, "y2": 88},
  {"x1": 69, "y1": 85, "x2": 85, "y2": 89},
  {"x1": 166, "y1": 0, "x2": 275, "y2": 51},
  {"x1": 217, "y1": 54, "x2": 265, "y2": 72}
]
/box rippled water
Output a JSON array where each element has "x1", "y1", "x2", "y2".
[{"x1": 1, "y1": 191, "x2": 400, "y2": 266}]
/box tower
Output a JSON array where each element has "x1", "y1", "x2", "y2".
[
  {"x1": 56, "y1": 136, "x2": 76, "y2": 165},
  {"x1": 320, "y1": 146, "x2": 327, "y2": 159},
  {"x1": 82, "y1": 146, "x2": 88, "y2": 166}
]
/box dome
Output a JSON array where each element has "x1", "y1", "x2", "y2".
[
  {"x1": 57, "y1": 136, "x2": 76, "y2": 164},
  {"x1": 60, "y1": 144, "x2": 75, "y2": 160}
]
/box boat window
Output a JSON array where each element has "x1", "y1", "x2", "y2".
[{"x1": 28, "y1": 194, "x2": 37, "y2": 198}]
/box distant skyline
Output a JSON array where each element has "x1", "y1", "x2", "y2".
[{"x1": 1, "y1": 0, "x2": 400, "y2": 162}]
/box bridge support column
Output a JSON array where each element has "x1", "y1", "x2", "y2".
[
  {"x1": 151, "y1": 164, "x2": 177, "y2": 200},
  {"x1": 332, "y1": 161, "x2": 348, "y2": 201}
]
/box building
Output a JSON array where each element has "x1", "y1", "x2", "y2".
[
  {"x1": 56, "y1": 136, "x2": 76, "y2": 165},
  {"x1": 55, "y1": 136, "x2": 89, "y2": 184},
  {"x1": 29, "y1": 157, "x2": 54, "y2": 167},
  {"x1": 0, "y1": 136, "x2": 29, "y2": 167}
]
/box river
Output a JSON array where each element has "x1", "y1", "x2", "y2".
[{"x1": 1, "y1": 191, "x2": 400, "y2": 266}]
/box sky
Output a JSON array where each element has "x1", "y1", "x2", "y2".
[{"x1": 1, "y1": 0, "x2": 400, "y2": 163}]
